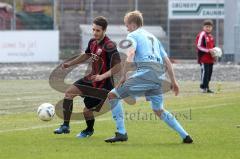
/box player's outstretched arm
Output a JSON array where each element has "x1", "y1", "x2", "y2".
[
  {"x1": 62, "y1": 53, "x2": 91, "y2": 69},
  {"x1": 164, "y1": 56, "x2": 179, "y2": 96}
]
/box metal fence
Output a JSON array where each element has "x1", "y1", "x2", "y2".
[{"x1": 0, "y1": 0, "x2": 228, "y2": 61}]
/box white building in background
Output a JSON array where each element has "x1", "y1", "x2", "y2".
[
  {"x1": 79, "y1": 25, "x2": 166, "y2": 52},
  {"x1": 224, "y1": 0, "x2": 240, "y2": 63}
]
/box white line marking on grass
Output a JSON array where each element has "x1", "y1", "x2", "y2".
[
  {"x1": 0, "y1": 101, "x2": 237, "y2": 133},
  {"x1": 0, "y1": 118, "x2": 109, "y2": 133}
]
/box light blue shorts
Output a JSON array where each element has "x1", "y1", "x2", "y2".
[{"x1": 111, "y1": 70, "x2": 165, "y2": 110}]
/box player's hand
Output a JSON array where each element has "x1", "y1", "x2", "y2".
[
  {"x1": 61, "y1": 62, "x2": 71, "y2": 69},
  {"x1": 209, "y1": 49, "x2": 215, "y2": 56},
  {"x1": 91, "y1": 74, "x2": 105, "y2": 82},
  {"x1": 116, "y1": 76, "x2": 126, "y2": 88},
  {"x1": 171, "y1": 82, "x2": 179, "y2": 96}
]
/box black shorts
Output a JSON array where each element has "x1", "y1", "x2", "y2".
[{"x1": 73, "y1": 78, "x2": 112, "y2": 111}]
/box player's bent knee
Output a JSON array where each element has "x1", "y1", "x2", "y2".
[
  {"x1": 83, "y1": 107, "x2": 90, "y2": 113},
  {"x1": 64, "y1": 85, "x2": 80, "y2": 99},
  {"x1": 153, "y1": 109, "x2": 164, "y2": 118},
  {"x1": 64, "y1": 90, "x2": 75, "y2": 99},
  {"x1": 107, "y1": 92, "x2": 117, "y2": 100}
]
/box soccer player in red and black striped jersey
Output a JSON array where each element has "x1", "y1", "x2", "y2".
[
  {"x1": 195, "y1": 19, "x2": 216, "y2": 93},
  {"x1": 54, "y1": 16, "x2": 122, "y2": 138}
]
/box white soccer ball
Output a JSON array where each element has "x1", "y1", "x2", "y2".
[
  {"x1": 212, "y1": 47, "x2": 223, "y2": 57},
  {"x1": 37, "y1": 103, "x2": 55, "y2": 121}
]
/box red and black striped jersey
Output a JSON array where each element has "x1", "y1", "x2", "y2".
[{"x1": 84, "y1": 36, "x2": 120, "y2": 89}]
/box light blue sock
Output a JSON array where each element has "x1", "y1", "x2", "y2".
[
  {"x1": 109, "y1": 99, "x2": 126, "y2": 134},
  {"x1": 160, "y1": 110, "x2": 188, "y2": 139}
]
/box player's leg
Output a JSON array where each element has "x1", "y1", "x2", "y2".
[
  {"x1": 205, "y1": 64, "x2": 210, "y2": 90},
  {"x1": 202, "y1": 63, "x2": 210, "y2": 93},
  {"x1": 108, "y1": 90, "x2": 126, "y2": 134},
  {"x1": 104, "y1": 75, "x2": 158, "y2": 143},
  {"x1": 54, "y1": 84, "x2": 81, "y2": 134},
  {"x1": 76, "y1": 97, "x2": 102, "y2": 138},
  {"x1": 149, "y1": 95, "x2": 193, "y2": 143},
  {"x1": 76, "y1": 107, "x2": 95, "y2": 138},
  {"x1": 63, "y1": 85, "x2": 81, "y2": 124},
  {"x1": 208, "y1": 63, "x2": 213, "y2": 82},
  {"x1": 105, "y1": 76, "x2": 162, "y2": 143},
  {"x1": 200, "y1": 63, "x2": 204, "y2": 89},
  {"x1": 207, "y1": 63, "x2": 214, "y2": 93},
  {"x1": 104, "y1": 89, "x2": 128, "y2": 143},
  {"x1": 83, "y1": 106, "x2": 94, "y2": 131}
]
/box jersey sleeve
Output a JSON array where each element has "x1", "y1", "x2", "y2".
[
  {"x1": 126, "y1": 33, "x2": 137, "y2": 50},
  {"x1": 196, "y1": 31, "x2": 210, "y2": 53},
  {"x1": 158, "y1": 40, "x2": 168, "y2": 58},
  {"x1": 85, "y1": 39, "x2": 94, "y2": 54}
]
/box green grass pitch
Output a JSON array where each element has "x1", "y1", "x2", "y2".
[{"x1": 0, "y1": 80, "x2": 239, "y2": 159}]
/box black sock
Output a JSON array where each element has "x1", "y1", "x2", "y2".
[
  {"x1": 86, "y1": 118, "x2": 95, "y2": 131},
  {"x1": 63, "y1": 98, "x2": 73, "y2": 126}
]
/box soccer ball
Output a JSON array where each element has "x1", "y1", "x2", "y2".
[
  {"x1": 211, "y1": 47, "x2": 223, "y2": 57},
  {"x1": 37, "y1": 103, "x2": 55, "y2": 121}
]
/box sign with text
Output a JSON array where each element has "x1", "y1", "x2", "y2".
[
  {"x1": 0, "y1": 31, "x2": 59, "y2": 62},
  {"x1": 169, "y1": 0, "x2": 224, "y2": 19}
]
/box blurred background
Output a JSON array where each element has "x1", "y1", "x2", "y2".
[
  {"x1": 0, "y1": 0, "x2": 239, "y2": 124},
  {"x1": 0, "y1": 0, "x2": 239, "y2": 63}
]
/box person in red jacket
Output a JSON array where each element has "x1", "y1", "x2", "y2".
[{"x1": 195, "y1": 19, "x2": 216, "y2": 93}]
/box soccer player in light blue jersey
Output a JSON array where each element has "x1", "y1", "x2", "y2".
[{"x1": 104, "y1": 11, "x2": 193, "y2": 144}]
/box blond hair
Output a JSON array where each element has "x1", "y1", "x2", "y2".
[{"x1": 124, "y1": 10, "x2": 143, "y2": 27}]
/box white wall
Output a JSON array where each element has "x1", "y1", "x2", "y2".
[
  {"x1": 224, "y1": 0, "x2": 236, "y2": 55},
  {"x1": 224, "y1": 0, "x2": 240, "y2": 62},
  {"x1": 0, "y1": 31, "x2": 59, "y2": 63}
]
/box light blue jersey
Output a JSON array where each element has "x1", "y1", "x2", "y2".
[
  {"x1": 127, "y1": 28, "x2": 167, "y2": 64},
  {"x1": 126, "y1": 28, "x2": 167, "y2": 78}
]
